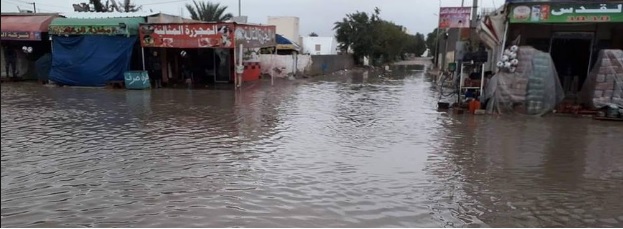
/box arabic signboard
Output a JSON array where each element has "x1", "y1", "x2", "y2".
[
  {"x1": 49, "y1": 25, "x2": 128, "y2": 35},
  {"x1": 439, "y1": 7, "x2": 472, "y2": 28},
  {"x1": 234, "y1": 25, "x2": 276, "y2": 48},
  {"x1": 124, "y1": 71, "x2": 150, "y2": 90},
  {"x1": 1, "y1": 31, "x2": 42, "y2": 41},
  {"x1": 510, "y1": 3, "x2": 623, "y2": 23},
  {"x1": 139, "y1": 23, "x2": 234, "y2": 48}
]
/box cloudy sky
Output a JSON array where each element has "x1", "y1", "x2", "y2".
[{"x1": 2, "y1": 0, "x2": 505, "y2": 36}]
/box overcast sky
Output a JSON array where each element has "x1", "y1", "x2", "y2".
[{"x1": 2, "y1": 0, "x2": 505, "y2": 36}]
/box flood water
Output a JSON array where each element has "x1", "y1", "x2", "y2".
[{"x1": 2, "y1": 69, "x2": 623, "y2": 227}]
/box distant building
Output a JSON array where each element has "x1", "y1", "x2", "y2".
[
  {"x1": 267, "y1": 16, "x2": 301, "y2": 45},
  {"x1": 302, "y1": 36, "x2": 338, "y2": 55}
]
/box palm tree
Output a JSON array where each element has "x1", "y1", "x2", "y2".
[
  {"x1": 116, "y1": 0, "x2": 142, "y2": 12},
  {"x1": 185, "y1": 0, "x2": 233, "y2": 22},
  {"x1": 78, "y1": 0, "x2": 141, "y2": 12}
]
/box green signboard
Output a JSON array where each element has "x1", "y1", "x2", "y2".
[
  {"x1": 509, "y1": 3, "x2": 623, "y2": 23},
  {"x1": 49, "y1": 25, "x2": 127, "y2": 35}
]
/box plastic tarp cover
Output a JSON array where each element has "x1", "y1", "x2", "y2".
[
  {"x1": 49, "y1": 35, "x2": 136, "y2": 86},
  {"x1": 483, "y1": 46, "x2": 565, "y2": 116},
  {"x1": 579, "y1": 49, "x2": 623, "y2": 109}
]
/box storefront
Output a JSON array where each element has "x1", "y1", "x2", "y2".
[
  {"x1": 1, "y1": 13, "x2": 58, "y2": 81},
  {"x1": 138, "y1": 22, "x2": 275, "y2": 87},
  {"x1": 506, "y1": 1, "x2": 623, "y2": 97},
  {"x1": 48, "y1": 17, "x2": 144, "y2": 86}
]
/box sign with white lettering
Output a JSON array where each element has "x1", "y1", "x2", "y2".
[
  {"x1": 139, "y1": 23, "x2": 234, "y2": 48},
  {"x1": 1, "y1": 31, "x2": 41, "y2": 41},
  {"x1": 124, "y1": 71, "x2": 150, "y2": 90},
  {"x1": 510, "y1": 3, "x2": 623, "y2": 23},
  {"x1": 234, "y1": 25, "x2": 276, "y2": 48}
]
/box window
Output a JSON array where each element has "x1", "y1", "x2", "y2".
[{"x1": 315, "y1": 44, "x2": 321, "y2": 51}]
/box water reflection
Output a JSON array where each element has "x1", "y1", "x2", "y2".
[{"x1": 2, "y1": 72, "x2": 623, "y2": 227}]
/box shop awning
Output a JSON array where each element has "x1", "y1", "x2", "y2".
[
  {"x1": 49, "y1": 17, "x2": 145, "y2": 36},
  {"x1": 1, "y1": 14, "x2": 57, "y2": 41},
  {"x1": 275, "y1": 34, "x2": 301, "y2": 51}
]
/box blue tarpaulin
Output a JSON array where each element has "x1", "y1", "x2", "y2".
[
  {"x1": 276, "y1": 34, "x2": 293, "y2": 45},
  {"x1": 49, "y1": 35, "x2": 136, "y2": 86},
  {"x1": 275, "y1": 34, "x2": 301, "y2": 51}
]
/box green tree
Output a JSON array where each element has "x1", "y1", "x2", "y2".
[
  {"x1": 74, "y1": 0, "x2": 141, "y2": 12},
  {"x1": 309, "y1": 32, "x2": 319, "y2": 37},
  {"x1": 334, "y1": 7, "x2": 420, "y2": 65},
  {"x1": 90, "y1": 0, "x2": 108, "y2": 12},
  {"x1": 333, "y1": 8, "x2": 381, "y2": 64},
  {"x1": 425, "y1": 28, "x2": 439, "y2": 57},
  {"x1": 116, "y1": 0, "x2": 142, "y2": 12},
  {"x1": 185, "y1": 0, "x2": 233, "y2": 22}
]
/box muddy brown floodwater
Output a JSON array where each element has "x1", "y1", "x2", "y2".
[{"x1": 2, "y1": 69, "x2": 623, "y2": 227}]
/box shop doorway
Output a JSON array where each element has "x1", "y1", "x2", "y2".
[
  {"x1": 214, "y1": 48, "x2": 232, "y2": 83},
  {"x1": 549, "y1": 32, "x2": 593, "y2": 97}
]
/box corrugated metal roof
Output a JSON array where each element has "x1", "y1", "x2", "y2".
[{"x1": 60, "y1": 12, "x2": 160, "y2": 19}]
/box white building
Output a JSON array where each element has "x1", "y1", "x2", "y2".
[
  {"x1": 267, "y1": 16, "x2": 301, "y2": 45},
  {"x1": 302, "y1": 37, "x2": 338, "y2": 55}
]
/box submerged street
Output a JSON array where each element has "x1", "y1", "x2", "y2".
[{"x1": 1, "y1": 69, "x2": 623, "y2": 227}]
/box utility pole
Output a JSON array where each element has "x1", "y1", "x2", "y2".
[
  {"x1": 32, "y1": 1, "x2": 36, "y2": 13},
  {"x1": 238, "y1": 0, "x2": 241, "y2": 16},
  {"x1": 471, "y1": 0, "x2": 478, "y2": 28}
]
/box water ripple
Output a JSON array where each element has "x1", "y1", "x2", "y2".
[{"x1": 2, "y1": 70, "x2": 623, "y2": 227}]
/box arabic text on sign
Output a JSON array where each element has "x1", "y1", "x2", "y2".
[{"x1": 567, "y1": 15, "x2": 610, "y2": 22}]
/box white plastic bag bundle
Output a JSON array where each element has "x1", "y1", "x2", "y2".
[{"x1": 498, "y1": 46, "x2": 520, "y2": 73}]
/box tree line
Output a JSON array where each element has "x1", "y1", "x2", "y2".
[{"x1": 333, "y1": 7, "x2": 426, "y2": 65}]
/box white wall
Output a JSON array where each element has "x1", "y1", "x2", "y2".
[
  {"x1": 301, "y1": 37, "x2": 338, "y2": 55},
  {"x1": 259, "y1": 54, "x2": 312, "y2": 78},
  {"x1": 267, "y1": 16, "x2": 300, "y2": 45}
]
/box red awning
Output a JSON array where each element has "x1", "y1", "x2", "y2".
[{"x1": 1, "y1": 15, "x2": 56, "y2": 41}]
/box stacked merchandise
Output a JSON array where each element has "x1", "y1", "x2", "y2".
[
  {"x1": 483, "y1": 46, "x2": 564, "y2": 115},
  {"x1": 580, "y1": 49, "x2": 623, "y2": 108},
  {"x1": 526, "y1": 52, "x2": 549, "y2": 115}
]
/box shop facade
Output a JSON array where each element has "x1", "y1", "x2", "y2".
[
  {"x1": 48, "y1": 17, "x2": 144, "y2": 86},
  {"x1": 1, "y1": 13, "x2": 58, "y2": 81},
  {"x1": 138, "y1": 22, "x2": 275, "y2": 87},
  {"x1": 506, "y1": 1, "x2": 623, "y2": 97}
]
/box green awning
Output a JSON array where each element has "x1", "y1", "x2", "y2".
[{"x1": 49, "y1": 17, "x2": 144, "y2": 36}]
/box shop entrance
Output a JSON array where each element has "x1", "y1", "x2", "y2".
[{"x1": 549, "y1": 32, "x2": 593, "y2": 97}]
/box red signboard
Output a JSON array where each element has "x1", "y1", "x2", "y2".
[
  {"x1": 234, "y1": 25, "x2": 276, "y2": 48},
  {"x1": 439, "y1": 7, "x2": 471, "y2": 28},
  {"x1": 139, "y1": 23, "x2": 235, "y2": 48},
  {"x1": 1, "y1": 31, "x2": 42, "y2": 41}
]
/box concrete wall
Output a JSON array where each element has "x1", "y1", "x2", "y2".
[
  {"x1": 259, "y1": 54, "x2": 312, "y2": 78},
  {"x1": 267, "y1": 16, "x2": 300, "y2": 45},
  {"x1": 302, "y1": 37, "x2": 338, "y2": 55},
  {"x1": 307, "y1": 54, "x2": 354, "y2": 75},
  {"x1": 259, "y1": 54, "x2": 354, "y2": 77}
]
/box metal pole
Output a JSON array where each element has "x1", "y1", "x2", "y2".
[
  {"x1": 471, "y1": 0, "x2": 478, "y2": 28},
  {"x1": 238, "y1": 0, "x2": 241, "y2": 16},
  {"x1": 238, "y1": 44, "x2": 243, "y2": 88},
  {"x1": 32, "y1": 2, "x2": 36, "y2": 13},
  {"x1": 141, "y1": 47, "x2": 146, "y2": 71},
  {"x1": 500, "y1": 21, "x2": 509, "y2": 56},
  {"x1": 441, "y1": 30, "x2": 448, "y2": 71}
]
